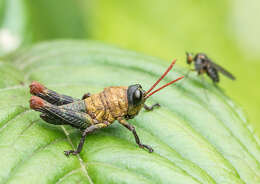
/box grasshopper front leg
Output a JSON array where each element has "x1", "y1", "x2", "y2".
[
  {"x1": 117, "y1": 117, "x2": 153, "y2": 153},
  {"x1": 144, "y1": 103, "x2": 160, "y2": 111}
]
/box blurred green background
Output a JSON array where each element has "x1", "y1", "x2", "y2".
[{"x1": 0, "y1": 0, "x2": 259, "y2": 136}]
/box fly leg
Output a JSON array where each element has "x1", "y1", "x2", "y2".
[
  {"x1": 118, "y1": 118, "x2": 153, "y2": 153},
  {"x1": 30, "y1": 81, "x2": 79, "y2": 105},
  {"x1": 64, "y1": 123, "x2": 108, "y2": 156},
  {"x1": 144, "y1": 103, "x2": 160, "y2": 111}
]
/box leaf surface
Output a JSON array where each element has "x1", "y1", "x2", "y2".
[{"x1": 0, "y1": 41, "x2": 260, "y2": 184}]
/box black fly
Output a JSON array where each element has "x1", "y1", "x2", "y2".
[{"x1": 186, "y1": 52, "x2": 236, "y2": 83}]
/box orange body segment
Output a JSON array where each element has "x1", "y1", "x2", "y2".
[{"x1": 84, "y1": 86, "x2": 128, "y2": 124}]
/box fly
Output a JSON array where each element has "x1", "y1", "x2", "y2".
[{"x1": 186, "y1": 52, "x2": 236, "y2": 83}]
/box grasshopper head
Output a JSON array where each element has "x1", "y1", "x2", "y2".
[
  {"x1": 125, "y1": 59, "x2": 184, "y2": 119},
  {"x1": 126, "y1": 84, "x2": 146, "y2": 119}
]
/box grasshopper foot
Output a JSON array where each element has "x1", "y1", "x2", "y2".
[
  {"x1": 64, "y1": 150, "x2": 79, "y2": 157},
  {"x1": 139, "y1": 144, "x2": 154, "y2": 153}
]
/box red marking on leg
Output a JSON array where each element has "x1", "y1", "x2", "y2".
[
  {"x1": 29, "y1": 81, "x2": 46, "y2": 95},
  {"x1": 30, "y1": 96, "x2": 46, "y2": 110}
]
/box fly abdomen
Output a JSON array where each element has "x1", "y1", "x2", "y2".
[{"x1": 207, "y1": 67, "x2": 219, "y2": 83}]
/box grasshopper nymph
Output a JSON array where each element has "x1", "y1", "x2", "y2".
[{"x1": 29, "y1": 59, "x2": 183, "y2": 156}]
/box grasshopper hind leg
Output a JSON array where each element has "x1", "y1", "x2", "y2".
[
  {"x1": 30, "y1": 96, "x2": 108, "y2": 156},
  {"x1": 30, "y1": 81, "x2": 79, "y2": 106},
  {"x1": 40, "y1": 113, "x2": 67, "y2": 126},
  {"x1": 40, "y1": 113, "x2": 85, "y2": 130},
  {"x1": 30, "y1": 96, "x2": 94, "y2": 130}
]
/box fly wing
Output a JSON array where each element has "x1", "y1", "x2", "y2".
[{"x1": 209, "y1": 61, "x2": 236, "y2": 80}]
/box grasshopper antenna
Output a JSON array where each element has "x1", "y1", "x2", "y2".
[
  {"x1": 145, "y1": 59, "x2": 184, "y2": 99},
  {"x1": 145, "y1": 76, "x2": 184, "y2": 99},
  {"x1": 145, "y1": 59, "x2": 176, "y2": 95}
]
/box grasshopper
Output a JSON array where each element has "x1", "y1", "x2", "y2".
[{"x1": 29, "y1": 59, "x2": 183, "y2": 156}]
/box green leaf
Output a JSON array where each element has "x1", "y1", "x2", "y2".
[
  {"x1": 0, "y1": 0, "x2": 28, "y2": 55},
  {"x1": 0, "y1": 0, "x2": 91, "y2": 56},
  {"x1": 1, "y1": 40, "x2": 260, "y2": 184},
  {"x1": 23, "y1": 0, "x2": 91, "y2": 42}
]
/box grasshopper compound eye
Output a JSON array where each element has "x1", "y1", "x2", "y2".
[
  {"x1": 145, "y1": 59, "x2": 184, "y2": 99},
  {"x1": 133, "y1": 89, "x2": 142, "y2": 105}
]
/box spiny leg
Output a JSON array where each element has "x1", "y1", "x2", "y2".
[
  {"x1": 144, "y1": 103, "x2": 160, "y2": 111},
  {"x1": 64, "y1": 123, "x2": 108, "y2": 156},
  {"x1": 117, "y1": 117, "x2": 153, "y2": 153},
  {"x1": 30, "y1": 81, "x2": 79, "y2": 105}
]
